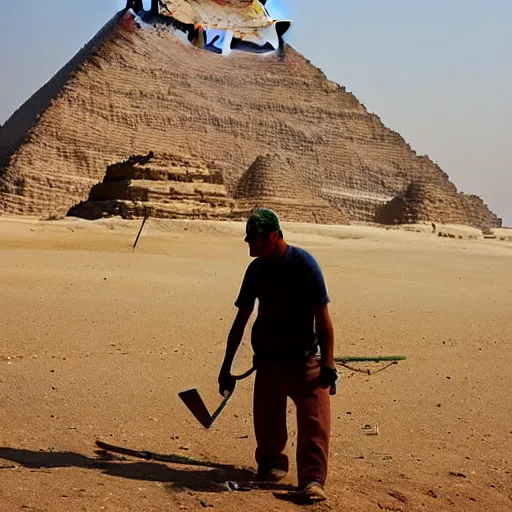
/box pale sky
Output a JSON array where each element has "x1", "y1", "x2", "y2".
[{"x1": 0, "y1": 0, "x2": 510, "y2": 225}]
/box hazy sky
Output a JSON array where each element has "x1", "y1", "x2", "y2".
[{"x1": 0, "y1": 0, "x2": 510, "y2": 225}]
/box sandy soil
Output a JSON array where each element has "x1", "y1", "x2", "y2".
[{"x1": 1, "y1": 217, "x2": 511, "y2": 512}]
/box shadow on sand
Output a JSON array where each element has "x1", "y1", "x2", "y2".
[{"x1": 0, "y1": 444, "x2": 295, "y2": 494}]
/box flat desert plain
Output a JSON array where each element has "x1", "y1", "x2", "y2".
[{"x1": 0, "y1": 217, "x2": 511, "y2": 512}]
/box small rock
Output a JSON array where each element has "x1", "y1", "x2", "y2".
[{"x1": 427, "y1": 490, "x2": 438, "y2": 498}]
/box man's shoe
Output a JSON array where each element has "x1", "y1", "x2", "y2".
[
  {"x1": 274, "y1": 480, "x2": 327, "y2": 505},
  {"x1": 255, "y1": 468, "x2": 288, "y2": 482},
  {"x1": 296, "y1": 480, "x2": 327, "y2": 503}
]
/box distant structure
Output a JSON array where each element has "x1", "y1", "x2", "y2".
[{"x1": 0, "y1": 8, "x2": 501, "y2": 229}]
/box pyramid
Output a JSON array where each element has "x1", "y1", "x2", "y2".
[
  {"x1": 235, "y1": 153, "x2": 346, "y2": 224},
  {"x1": 375, "y1": 180, "x2": 501, "y2": 228},
  {"x1": 0, "y1": 9, "x2": 502, "y2": 229}
]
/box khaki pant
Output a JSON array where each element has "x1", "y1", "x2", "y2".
[{"x1": 253, "y1": 358, "x2": 331, "y2": 487}]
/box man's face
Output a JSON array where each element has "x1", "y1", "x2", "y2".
[{"x1": 244, "y1": 231, "x2": 278, "y2": 258}]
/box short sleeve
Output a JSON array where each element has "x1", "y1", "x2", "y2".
[
  {"x1": 303, "y1": 253, "x2": 330, "y2": 306},
  {"x1": 234, "y1": 262, "x2": 258, "y2": 310}
]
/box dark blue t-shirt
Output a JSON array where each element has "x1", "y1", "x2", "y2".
[{"x1": 235, "y1": 245, "x2": 330, "y2": 358}]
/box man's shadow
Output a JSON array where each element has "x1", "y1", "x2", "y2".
[{"x1": 0, "y1": 445, "x2": 295, "y2": 494}]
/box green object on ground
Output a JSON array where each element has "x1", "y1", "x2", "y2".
[{"x1": 335, "y1": 356, "x2": 406, "y2": 362}]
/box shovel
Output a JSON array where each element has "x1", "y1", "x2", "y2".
[{"x1": 178, "y1": 366, "x2": 256, "y2": 429}]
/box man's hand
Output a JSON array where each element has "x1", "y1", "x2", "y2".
[
  {"x1": 319, "y1": 365, "x2": 338, "y2": 395},
  {"x1": 218, "y1": 367, "x2": 236, "y2": 397}
]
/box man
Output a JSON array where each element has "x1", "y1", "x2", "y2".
[{"x1": 218, "y1": 208, "x2": 337, "y2": 503}]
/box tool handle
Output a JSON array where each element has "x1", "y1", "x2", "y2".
[
  {"x1": 335, "y1": 356, "x2": 406, "y2": 362},
  {"x1": 210, "y1": 393, "x2": 232, "y2": 425},
  {"x1": 218, "y1": 366, "x2": 256, "y2": 401},
  {"x1": 232, "y1": 366, "x2": 256, "y2": 381},
  {"x1": 211, "y1": 367, "x2": 256, "y2": 427}
]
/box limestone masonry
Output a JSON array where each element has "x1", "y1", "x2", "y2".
[{"x1": 0, "y1": 10, "x2": 502, "y2": 229}]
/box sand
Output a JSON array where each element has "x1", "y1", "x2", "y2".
[{"x1": 0, "y1": 217, "x2": 511, "y2": 511}]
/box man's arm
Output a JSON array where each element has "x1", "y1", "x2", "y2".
[
  {"x1": 313, "y1": 304, "x2": 338, "y2": 394},
  {"x1": 313, "y1": 304, "x2": 335, "y2": 368},
  {"x1": 221, "y1": 308, "x2": 252, "y2": 370},
  {"x1": 218, "y1": 307, "x2": 252, "y2": 395}
]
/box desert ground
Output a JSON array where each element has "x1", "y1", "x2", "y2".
[{"x1": 0, "y1": 216, "x2": 511, "y2": 512}]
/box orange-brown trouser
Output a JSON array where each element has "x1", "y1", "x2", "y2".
[{"x1": 253, "y1": 358, "x2": 331, "y2": 487}]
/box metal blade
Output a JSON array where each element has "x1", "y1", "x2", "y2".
[{"x1": 178, "y1": 388, "x2": 212, "y2": 429}]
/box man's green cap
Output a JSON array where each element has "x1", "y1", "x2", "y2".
[{"x1": 246, "y1": 208, "x2": 281, "y2": 236}]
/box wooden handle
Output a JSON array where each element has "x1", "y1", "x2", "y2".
[{"x1": 232, "y1": 366, "x2": 256, "y2": 381}]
